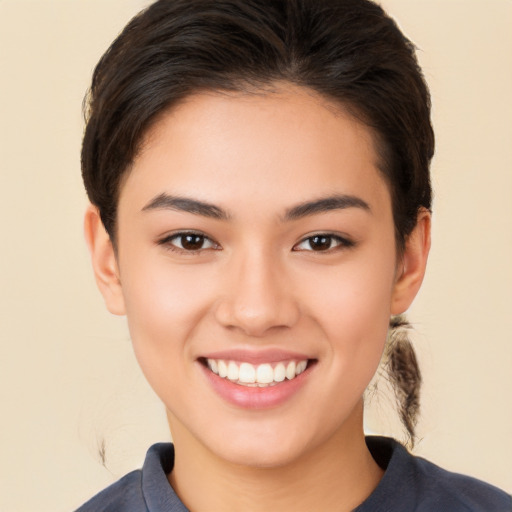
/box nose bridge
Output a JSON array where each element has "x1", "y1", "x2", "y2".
[{"x1": 215, "y1": 244, "x2": 298, "y2": 336}]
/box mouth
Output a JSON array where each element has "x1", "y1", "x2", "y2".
[{"x1": 199, "y1": 357, "x2": 315, "y2": 387}]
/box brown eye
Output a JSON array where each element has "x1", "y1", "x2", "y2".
[
  {"x1": 160, "y1": 232, "x2": 218, "y2": 252},
  {"x1": 308, "y1": 235, "x2": 333, "y2": 251},
  {"x1": 293, "y1": 234, "x2": 354, "y2": 252},
  {"x1": 181, "y1": 234, "x2": 206, "y2": 250}
]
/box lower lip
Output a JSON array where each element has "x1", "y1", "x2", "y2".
[{"x1": 200, "y1": 363, "x2": 312, "y2": 409}]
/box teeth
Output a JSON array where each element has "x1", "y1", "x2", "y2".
[
  {"x1": 227, "y1": 361, "x2": 239, "y2": 381},
  {"x1": 239, "y1": 362, "x2": 256, "y2": 383},
  {"x1": 218, "y1": 360, "x2": 228, "y2": 378},
  {"x1": 205, "y1": 358, "x2": 309, "y2": 386},
  {"x1": 274, "y1": 363, "x2": 286, "y2": 382},
  {"x1": 208, "y1": 359, "x2": 218, "y2": 374},
  {"x1": 296, "y1": 360, "x2": 307, "y2": 374},
  {"x1": 256, "y1": 364, "x2": 273, "y2": 384},
  {"x1": 286, "y1": 361, "x2": 296, "y2": 380}
]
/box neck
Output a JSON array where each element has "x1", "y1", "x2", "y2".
[{"x1": 167, "y1": 403, "x2": 384, "y2": 512}]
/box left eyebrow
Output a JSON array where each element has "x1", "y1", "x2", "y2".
[
  {"x1": 283, "y1": 194, "x2": 371, "y2": 221},
  {"x1": 142, "y1": 193, "x2": 230, "y2": 220}
]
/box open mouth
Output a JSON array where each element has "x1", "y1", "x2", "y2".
[{"x1": 199, "y1": 357, "x2": 316, "y2": 387}]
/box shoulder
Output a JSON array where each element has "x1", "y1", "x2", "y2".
[
  {"x1": 74, "y1": 469, "x2": 145, "y2": 512},
  {"x1": 75, "y1": 443, "x2": 188, "y2": 512},
  {"x1": 411, "y1": 449, "x2": 511, "y2": 511},
  {"x1": 359, "y1": 437, "x2": 511, "y2": 512}
]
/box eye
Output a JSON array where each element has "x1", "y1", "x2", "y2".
[
  {"x1": 293, "y1": 234, "x2": 354, "y2": 252},
  {"x1": 159, "y1": 231, "x2": 220, "y2": 253}
]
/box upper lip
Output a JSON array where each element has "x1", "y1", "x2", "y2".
[{"x1": 199, "y1": 348, "x2": 313, "y2": 365}]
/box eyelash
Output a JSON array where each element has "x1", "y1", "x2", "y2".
[
  {"x1": 158, "y1": 231, "x2": 220, "y2": 255},
  {"x1": 292, "y1": 233, "x2": 355, "y2": 253},
  {"x1": 158, "y1": 231, "x2": 355, "y2": 255}
]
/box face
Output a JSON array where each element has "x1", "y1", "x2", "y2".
[{"x1": 89, "y1": 85, "x2": 428, "y2": 468}]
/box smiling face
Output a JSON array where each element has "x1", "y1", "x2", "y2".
[{"x1": 86, "y1": 85, "x2": 429, "y2": 469}]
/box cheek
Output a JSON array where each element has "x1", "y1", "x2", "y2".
[
  {"x1": 119, "y1": 254, "x2": 216, "y2": 379},
  {"x1": 122, "y1": 249, "x2": 214, "y2": 321},
  {"x1": 301, "y1": 251, "x2": 396, "y2": 381}
]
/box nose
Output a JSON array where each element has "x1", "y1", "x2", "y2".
[{"x1": 214, "y1": 249, "x2": 300, "y2": 337}]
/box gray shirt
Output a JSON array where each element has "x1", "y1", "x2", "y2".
[{"x1": 75, "y1": 437, "x2": 511, "y2": 511}]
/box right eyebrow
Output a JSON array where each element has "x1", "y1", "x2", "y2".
[
  {"x1": 283, "y1": 194, "x2": 371, "y2": 221},
  {"x1": 142, "y1": 193, "x2": 231, "y2": 220}
]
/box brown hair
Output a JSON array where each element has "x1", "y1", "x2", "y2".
[{"x1": 82, "y1": 0, "x2": 434, "y2": 444}]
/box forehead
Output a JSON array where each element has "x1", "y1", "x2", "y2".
[{"x1": 119, "y1": 85, "x2": 391, "y2": 218}]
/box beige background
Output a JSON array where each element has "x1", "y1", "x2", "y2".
[{"x1": 0, "y1": 1, "x2": 511, "y2": 510}]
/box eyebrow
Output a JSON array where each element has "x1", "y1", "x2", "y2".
[
  {"x1": 283, "y1": 194, "x2": 371, "y2": 220},
  {"x1": 142, "y1": 193, "x2": 230, "y2": 220},
  {"x1": 142, "y1": 193, "x2": 370, "y2": 221}
]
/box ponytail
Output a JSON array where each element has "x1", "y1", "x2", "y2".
[{"x1": 380, "y1": 315, "x2": 422, "y2": 446}]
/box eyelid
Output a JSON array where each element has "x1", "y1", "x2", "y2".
[
  {"x1": 292, "y1": 232, "x2": 355, "y2": 252},
  {"x1": 157, "y1": 230, "x2": 221, "y2": 254}
]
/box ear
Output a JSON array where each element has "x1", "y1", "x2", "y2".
[
  {"x1": 391, "y1": 208, "x2": 431, "y2": 315},
  {"x1": 84, "y1": 204, "x2": 126, "y2": 316}
]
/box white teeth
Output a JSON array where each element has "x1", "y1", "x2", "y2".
[
  {"x1": 286, "y1": 361, "x2": 296, "y2": 380},
  {"x1": 218, "y1": 360, "x2": 228, "y2": 378},
  {"x1": 256, "y1": 364, "x2": 273, "y2": 384},
  {"x1": 208, "y1": 359, "x2": 218, "y2": 374},
  {"x1": 205, "y1": 358, "x2": 309, "y2": 386},
  {"x1": 239, "y1": 362, "x2": 256, "y2": 383},
  {"x1": 274, "y1": 363, "x2": 286, "y2": 382},
  {"x1": 296, "y1": 360, "x2": 307, "y2": 375},
  {"x1": 227, "y1": 361, "x2": 239, "y2": 381}
]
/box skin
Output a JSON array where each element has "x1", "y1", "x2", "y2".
[{"x1": 85, "y1": 84, "x2": 430, "y2": 511}]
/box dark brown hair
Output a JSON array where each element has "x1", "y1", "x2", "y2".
[{"x1": 82, "y1": 0, "x2": 434, "y2": 444}]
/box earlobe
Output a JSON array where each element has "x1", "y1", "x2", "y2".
[
  {"x1": 391, "y1": 209, "x2": 431, "y2": 315},
  {"x1": 84, "y1": 205, "x2": 126, "y2": 316}
]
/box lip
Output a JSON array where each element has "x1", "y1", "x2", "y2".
[
  {"x1": 200, "y1": 348, "x2": 312, "y2": 365},
  {"x1": 198, "y1": 351, "x2": 316, "y2": 409}
]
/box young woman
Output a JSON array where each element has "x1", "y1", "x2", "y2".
[{"x1": 76, "y1": 0, "x2": 510, "y2": 510}]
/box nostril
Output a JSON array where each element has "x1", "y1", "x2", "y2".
[{"x1": 214, "y1": 301, "x2": 300, "y2": 337}]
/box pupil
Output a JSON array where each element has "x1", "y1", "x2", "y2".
[
  {"x1": 311, "y1": 236, "x2": 331, "y2": 250},
  {"x1": 182, "y1": 234, "x2": 203, "y2": 250}
]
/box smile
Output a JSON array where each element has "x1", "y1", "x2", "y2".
[{"x1": 205, "y1": 358, "x2": 309, "y2": 387}]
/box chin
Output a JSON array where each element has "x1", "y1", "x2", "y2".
[
  {"x1": 220, "y1": 441, "x2": 304, "y2": 469},
  {"x1": 203, "y1": 421, "x2": 318, "y2": 469}
]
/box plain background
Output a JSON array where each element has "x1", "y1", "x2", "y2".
[{"x1": 0, "y1": 0, "x2": 511, "y2": 510}]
